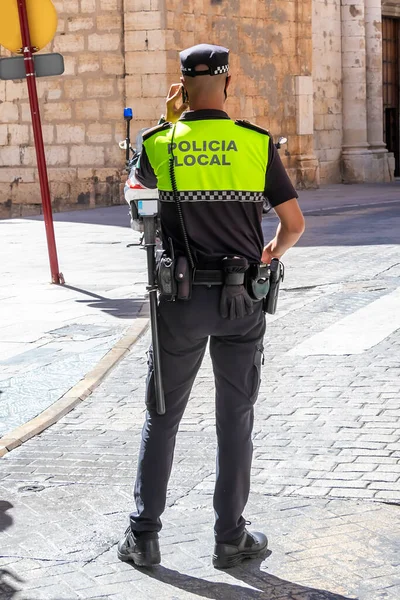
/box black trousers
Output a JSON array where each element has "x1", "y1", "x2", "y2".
[{"x1": 130, "y1": 285, "x2": 266, "y2": 543}]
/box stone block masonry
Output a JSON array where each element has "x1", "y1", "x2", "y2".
[
  {"x1": 0, "y1": 0, "x2": 125, "y2": 218},
  {"x1": 146, "y1": 0, "x2": 318, "y2": 188},
  {"x1": 1, "y1": 0, "x2": 322, "y2": 218},
  {"x1": 2, "y1": 0, "x2": 393, "y2": 218}
]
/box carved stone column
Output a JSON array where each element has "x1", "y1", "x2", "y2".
[
  {"x1": 365, "y1": 0, "x2": 393, "y2": 180},
  {"x1": 341, "y1": 0, "x2": 371, "y2": 182}
]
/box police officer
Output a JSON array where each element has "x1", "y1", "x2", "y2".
[{"x1": 118, "y1": 44, "x2": 305, "y2": 569}]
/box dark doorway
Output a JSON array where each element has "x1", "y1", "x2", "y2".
[{"x1": 383, "y1": 16, "x2": 400, "y2": 176}]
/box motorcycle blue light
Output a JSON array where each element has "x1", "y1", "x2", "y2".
[{"x1": 124, "y1": 107, "x2": 133, "y2": 119}]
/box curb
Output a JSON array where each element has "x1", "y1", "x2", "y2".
[{"x1": 0, "y1": 314, "x2": 150, "y2": 459}]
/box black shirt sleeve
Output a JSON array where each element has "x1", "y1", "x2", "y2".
[
  {"x1": 135, "y1": 146, "x2": 157, "y2": 189},
  {"x1": 264, "y1": 138, "x2": 298, "y2": 210}
]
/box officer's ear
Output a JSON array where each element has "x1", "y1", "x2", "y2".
[{"x1": 224, "y1": 75, "x2": 231, "y2": 100}]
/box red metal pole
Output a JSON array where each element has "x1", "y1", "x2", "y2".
[{"x1": 16, "y1": 0, "x2": 64, "y2": 284}]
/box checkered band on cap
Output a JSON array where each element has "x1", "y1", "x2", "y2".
[
  {"x1": 181, "y1": 64, "x2": 229, "y2": 76},
  {"x1": 214, "y1": 65, "x2": 229, "y2": 74},
  {"x1": 159, "y1": 190, "x2": 264, "y2": 203}
]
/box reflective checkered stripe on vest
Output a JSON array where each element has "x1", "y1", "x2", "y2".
[{"x1": 143, "y1": 120, "x2": 269, "y2": 203}]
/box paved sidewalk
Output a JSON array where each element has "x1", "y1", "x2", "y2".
[
  {"x1": 0, "y1": 187, "x2": 399, "y2": 599},
  {"x1": 0, "y1": 207, "x2": 148, "y2": 438},
  {"x1": 1, "y1": 182, "x2": 399, "y2": 441}
]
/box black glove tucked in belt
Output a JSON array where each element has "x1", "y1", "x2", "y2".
[{"x1": 220, "y1": 256, "x2": 254, "y2": 320}]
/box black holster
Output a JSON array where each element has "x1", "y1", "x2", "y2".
[{"x1": 263, "y1": 259, "x2": 284, "y2": 314}]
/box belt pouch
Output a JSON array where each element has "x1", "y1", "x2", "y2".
[
  {"x1": 157, "y1": 253, "x2": 177, "y2": 300},
  {"x1": 175, "y1": 256, "x2": 192, "y2": 300}
]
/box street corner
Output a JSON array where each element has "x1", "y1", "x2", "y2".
[
  {"x1": 0, "y1": 200, "x2": 151, "y2": 443},
  {"x1": 0, "y1": 0, "x2": 400, "y2": 597},
  {"x1": 0, "y1": 315, "x2": 149, "y2": 455}
]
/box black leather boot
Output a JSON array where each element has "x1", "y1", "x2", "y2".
[
  {"x1": 213, "y1": 530, "x2": 268, "y2": 569},
  {"x1": 117, "y1": 527, "x2": 161, "y2": 567}
]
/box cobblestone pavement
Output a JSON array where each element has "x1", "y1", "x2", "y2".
[
  {"x1": 0, "y1": 187, "x2": 400, "y2": 599},
  {"x1": 1, "y1": 183, "x2": 399, "y2": 437}
]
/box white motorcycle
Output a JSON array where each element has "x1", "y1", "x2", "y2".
[{"x1": 119, "y1": 114, "x2": 159, "y2": 242}]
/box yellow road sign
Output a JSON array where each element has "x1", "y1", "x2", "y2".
[{"x1": 0, "y1": 0, "x2": 58, "y2": 53}]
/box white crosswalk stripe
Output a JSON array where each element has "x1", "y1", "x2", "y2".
[{"x1": 287, "y1": 286, "x2": 400, "y2": 356}]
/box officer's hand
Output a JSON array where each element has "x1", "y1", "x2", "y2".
[
  {"x1": 262, "y1": 240, "x2": 282, "y2": 265},
  {"x1": 166, "y1": 84, "x2": 189, "y2": 123}
]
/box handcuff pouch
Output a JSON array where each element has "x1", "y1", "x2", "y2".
[
  {"x1": 246, "y1": 264, "x2": 271, "y2": 301},
  {"x1": 175, "y1": 256, "x2": 192, "y2": 300}
]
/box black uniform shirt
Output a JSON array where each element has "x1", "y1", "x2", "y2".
[{"x1": 136, "y1": 109, "x2": 298, "y2": 266}]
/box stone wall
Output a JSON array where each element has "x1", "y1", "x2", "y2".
[
  {"x1": 0, "y1": 0, "x2": 319, "y2": 219},
  {"x1": 0, "y1": 0, "x2": 126, "y2": 219},
  {"x1": 124, "y1": 0, "x2": 168, "y2": 137},
  {"x1": 1, "y1": 0, "x2": 397, "y2": 218},
  {"x1": 126, "y1": 0, "x2": 318, "y2": 189}
]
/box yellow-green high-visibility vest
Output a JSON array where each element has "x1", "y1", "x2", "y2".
[{"x1": 142, "y1": 119, "x2": 270, "y2": 202}]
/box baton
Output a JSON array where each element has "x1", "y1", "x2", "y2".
[{"x1": 143, "y1": 216, "x2": 166, "y2": 415}]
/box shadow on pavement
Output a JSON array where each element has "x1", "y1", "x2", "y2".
[
  {"x1": 0, "y1": 502, "x2": 24, "y2": 599},
  {"x1": 28, "y1": 205, "x2": 131, "y2": 228},
  {"x1": 0, "y1": 570, "x2": 24, "y2": 600},
  {"x1": 140, "y1": 559, "x2": 358, "y2": 600},
  {"x1": 0, "y1": 501, "x2": 13, "y2": 533},
  {"x1": 62, "y1": 285, "x2": 145, "y2": 319}
]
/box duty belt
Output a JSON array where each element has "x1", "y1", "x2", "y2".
[
  {"x1": 192, "y1": 269, "x2": 224, "y2": 285},
  {"x1": 192, "y1": 266, "x2": 267, "y2": 287}
]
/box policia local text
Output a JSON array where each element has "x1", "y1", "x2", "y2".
[{"x1": 168, "y1": 139, "x2": 238, "y2": 167}]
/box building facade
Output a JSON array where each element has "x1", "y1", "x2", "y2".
[
  {"x1": 313, "y1": 0, "x2": 396, "y2": 183},
  {"x1": 0, "y1": 0, "x2": 398, "y2": 218}
]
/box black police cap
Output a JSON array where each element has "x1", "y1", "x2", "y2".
[{"x1": 180, "y1": 44, "x2": 229, "y2": 77}]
